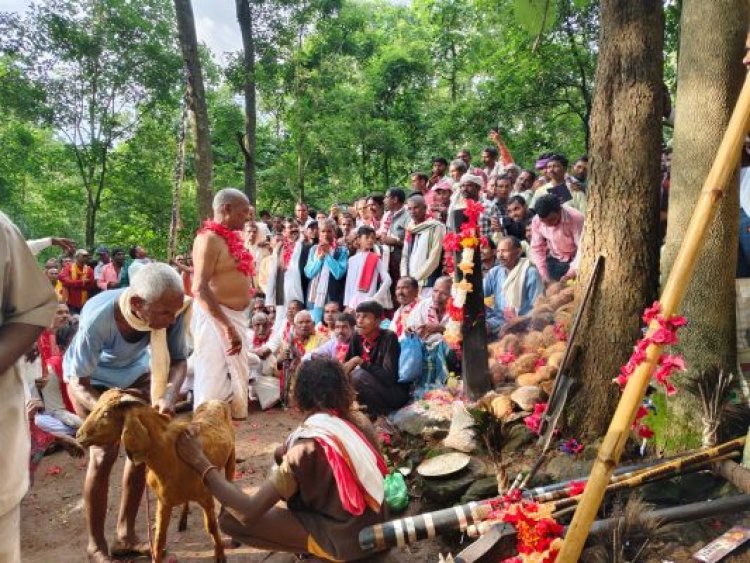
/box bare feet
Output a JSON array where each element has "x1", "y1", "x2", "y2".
[
  {"x1": 87, "y1": 547, "x2": 119, "y2": 563},
  {"x1": 110, "y1": 537, "x2": 151, "y2": 556}
]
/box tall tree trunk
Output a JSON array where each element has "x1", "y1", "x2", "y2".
[
  {"x1": 659, "y1": 0, "x2": 747, "y2": 448},
  {"x1": 564, "y1": 0, "x2": 664, "y2": 438},
  {"x1": 169, "y1": 96, "x2": 188, "y2": 261},
  {"x1": 236, "y1": 0, "x2": 257, "y2": 205},
  {"x1": 173, "y1": 0, "x2": 213, "y2": 220}
]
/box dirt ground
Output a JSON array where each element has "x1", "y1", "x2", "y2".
[{"x1": 20, "y1": 406, "x2": 449, "y2": 563}]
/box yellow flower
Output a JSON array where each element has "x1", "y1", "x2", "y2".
[
  {"x1": 458, "y1": 261, "x2": 474, "y2": 275},
  {"x1": 460, "y1": 236, "x2": 479, "y2": 248},
  {"x1": 456, "y1": 279, "x2": 473, "y2": 293}
]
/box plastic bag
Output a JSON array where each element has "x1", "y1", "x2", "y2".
[
  {"x1": 398, "y1": 332, "x2": 424, "y2": 384},
  {"x1": 384, "y1": 471, "x2": 409, "y2": 513}
]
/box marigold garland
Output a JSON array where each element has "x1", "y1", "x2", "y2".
[
  {"x1": 200, "y1": 220, "x2": 256, "y2": 277},
  {"x1": 481, "y1": 489, "x2": 564, "y2": 563},
  {"x1": 442, "y1": 200, "x2": 484, "y2": 348}
]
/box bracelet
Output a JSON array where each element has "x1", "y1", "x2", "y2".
[{"x1": 200, "y1": 465, "x2": 218, "y2": 483}]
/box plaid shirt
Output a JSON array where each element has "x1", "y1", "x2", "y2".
[{"x1": 479, "y1": 198, "x2": 507, "y2": 239}]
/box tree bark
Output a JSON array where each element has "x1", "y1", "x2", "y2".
[
  {"x1": 169, "y1": 95, "x2": 188, "y2": 261},
  {"x1": 659, "y1": 0, "x2": 748, "y2": 448},
  {"x1": 173, "y1": 0, "x2": 213, "y2": 220},
  {"x1": 236, "y1": 0, "x2": 257, "y2": 205},
  {"x1": 564, "y1": 0, "x2": 664, "y2": 438}
]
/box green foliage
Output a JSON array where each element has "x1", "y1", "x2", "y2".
[{"x1": 1, "y1": 0, "x2": 601, "y2": 250}]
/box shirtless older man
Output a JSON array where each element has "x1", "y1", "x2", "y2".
[{"x1": 192, "y1": 188, "x2": 254, "y2": 419}]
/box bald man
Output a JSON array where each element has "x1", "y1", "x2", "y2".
[{"x1": 192, "y1": 188, "x2": 254, "y2": 419}]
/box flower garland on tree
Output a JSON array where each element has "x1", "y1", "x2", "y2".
[
  {"x1": 613, "y1": 301, "x2": 688, "y2": 439},
  {"x1": 442, "y1": 199, "x2": 485, "y2": 348},
  {"x1": 200, "y1": 220, "x2": 256, "y2": 277}
]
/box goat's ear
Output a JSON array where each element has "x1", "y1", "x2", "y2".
[
  {"x1": 117, "y1": 391, "x2": 148, "y2": 408},
  {"x1": 122, "y1": 413, "x2": 149, "y2": 465}
]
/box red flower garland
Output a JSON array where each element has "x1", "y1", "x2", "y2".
[
  {"x1": 200, "y1": 220, "x2": 255, "y2": 277},
  {"x1": 613, "y1": 301, "x2": 688, "y2": 438}
]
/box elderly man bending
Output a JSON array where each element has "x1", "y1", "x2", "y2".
[{"x1": 64, "y1": 264, "x2": 188, "y2": 562}]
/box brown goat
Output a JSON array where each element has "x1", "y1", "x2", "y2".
[{"x1": 77, "y1": 389, "x2": 235, "y2": 563}]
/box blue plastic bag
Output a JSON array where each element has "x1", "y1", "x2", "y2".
[{"x1": 398, "y1": 332, "x2": 424, "y2": 384}]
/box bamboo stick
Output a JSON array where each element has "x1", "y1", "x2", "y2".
[{"x1": 557, "y1": 72, "x2": 750, "y2": 561}]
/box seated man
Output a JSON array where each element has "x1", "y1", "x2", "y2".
[
  {"x1": 305, "y1": 312, "x2": 356, "y2": 363},
  {"x1": 345, "y1": 301, "x2": 407, "y2": 417},
  {"x1": 278, "y1": 310, "x2": 327, "y2": 380},
  {"x1": 530, "y1": 194, "x2": 584, "y2": 283},
  {"x1": 315, "y1": 301, "x2": 340, "y2": 341},
  {"x1": 407, "y1": 276, "x2": 455, "y2": 394},
  {"x1": 248, "y1": 312, "x2": 276, "y2": 380},
  {"x1": 484, "y1": 236, "x2": 544, "y2": 338},
  {"x1": 389, "y1": 276, "x2": 420, "y2": 339},
  {"x1": 175, "y1": 358, "x2": 387, "y2": 562},
  {"x1": 63, "y1": 263, "x2": 188, "y2": 562}
]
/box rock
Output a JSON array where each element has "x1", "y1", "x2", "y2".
[
  {"x1": 421, "y1": 459, "x2": 485, "y2": 505},
  {"x1": 501, "y1": 423, "x2": 535, "y2": 453},
  {"x1": 544, "y1": 455, "x2": 594, "y2": 482},
  {"x1": 460, "y1": 476, "x2": 501, "y2": 503},
  {"x1": 510, "y1": 385, "x2": 543, "y2": 410},
  {"x1": 389, "y1": 401, "x2": 453, "y2": 436}
]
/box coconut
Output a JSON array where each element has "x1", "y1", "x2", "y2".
[
  {"x1": 517, "y1": 372, "x2": 545, "y2": 386},
  {"x1": 533, "y1": 304, "x2": 554, "y2": 315},
  {"x1": 498, "y1": 334, "x2": 522, "y2": 356},
  {"x1": 547, "y1": 351, "x2": 565, "y2": 369},
  {"x1": 542, "y1": 341, "x2": 567, "y2": 358},
  {"x1": 510, "y1": 385, "x2": 544, "y2": 411},
  {"x1": 545, "y1": 282, "x2": 564, "y2": 298},
  {"x1": 536, "y1": 365, "x2": 558, "y2": 381},
  {"x1": 532, "y1": 295, "x2": 551, "y2": 311},
  {"x1": 553, "y1": 310, "x2": 573, "y2": 332},
  {"x1": 540, "y1": 379, "x2": 555, "y2": 396},
  {"x1": 549, "y1": 290, "x2": 575, "y2": 311},
  {"x1": 500, "y1": 316, "x2": 533, "y2": 336},
  {"x1": 490, "y1": 395, "x2": 513, "y2": 420},
  {"x1": 556, "y1": 302, "x2": 576, "y2": 316},
  {"x1": 541, "y1": 325, "x2": 558, "y2": 347},
  {"x1": 509, "y1": 353, "x2": 541, "y2": 378},
  {"x1": 521, "y1": 331, "x2": 546, "y2": 353},
  {"x1": 490, "y1": 362, "x2": 509, "y2": 386},
  {"x1": 529, "y1": 312, "x2": 555, "y2": 331}
]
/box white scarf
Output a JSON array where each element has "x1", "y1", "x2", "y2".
[
  {"x1": 502, "y1": 257, "x2": 531, "y2": 312},
  {"x1": 286, "y1": 413, "x2": 384, "y2": 509},
  {"x1": 118, "y1": 288, "x2": 191, "y2": 404},
  {"x1": 407, "y1": 220, "x2": 438, "y2": 278},
  {"x1": 308, "y1": 246, "x2": 335, "y2": 309}
]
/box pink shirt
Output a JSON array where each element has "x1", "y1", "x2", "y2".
[
  {"x1": 530, "y1": 207, "x2": 584, "y2": 280},
  {"x1": 97, "y1": 262, "x2": 122, "y2": 291}
]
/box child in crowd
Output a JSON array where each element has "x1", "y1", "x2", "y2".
[{"x1": 343, "y1": 226, "x2": 392, "y2": 310}]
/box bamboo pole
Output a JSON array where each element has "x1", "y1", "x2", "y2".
[{"x1": 557, "y1": 72, "x2": 750, "y2": 561}]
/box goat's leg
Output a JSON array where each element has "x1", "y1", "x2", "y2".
[
  {"x1": 153, "y1": 500, "x2": 172, "y2": 563},
  {"x1": 225, "y1": 449, "x2": 236, "y2": 482},
  {"x1": 200, "y1": 500, "x2": 226, "y2": 563},
  {"x1": 178, "y1": 502, "x2": 189, "y2": 532}
]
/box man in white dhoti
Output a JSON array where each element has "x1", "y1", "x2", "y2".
[{"x1": 192, "y1": 188, "x2": 255, "y2": 419}]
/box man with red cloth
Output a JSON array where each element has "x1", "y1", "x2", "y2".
[
  {"x1": 59, "y1": 248, "x2": 96, "y2": 313},
  {"x1": 345, "y1": 300, "x2": 406, "y2": 417},
  {"x1": 343, "y1": 226, "x2": 392, "y2": 311}
]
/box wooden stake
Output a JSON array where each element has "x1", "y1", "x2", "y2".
[{"x1": 557, "y1": 72, "x2": 750, "y2": 561}]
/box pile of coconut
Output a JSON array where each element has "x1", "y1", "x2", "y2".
[{"x1": 482, "y1": 282, "x2": 576, "y2": 421}]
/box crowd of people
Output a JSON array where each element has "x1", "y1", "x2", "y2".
[{"x1": 3, "y1": 131, "x2": 598, "y2": 562}]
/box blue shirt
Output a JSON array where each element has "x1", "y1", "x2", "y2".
[
  {"x1": 483, "y1": 261, "x2": 544, "y2": 333},
  {"x1": 63, "y1": 288, "x2": 187, "y2": 388}
]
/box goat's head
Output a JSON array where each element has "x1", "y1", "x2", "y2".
[{"x1": 77, "y1": 389, "x2": 148, "y2": 448}]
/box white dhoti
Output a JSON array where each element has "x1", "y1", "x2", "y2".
[{"x1": 191, "y1": 303, "x2": 251, "y2": 419}]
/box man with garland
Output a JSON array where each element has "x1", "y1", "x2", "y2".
[{"x1": 191, "y1": 188, "x2": 255, "y2": 419}]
